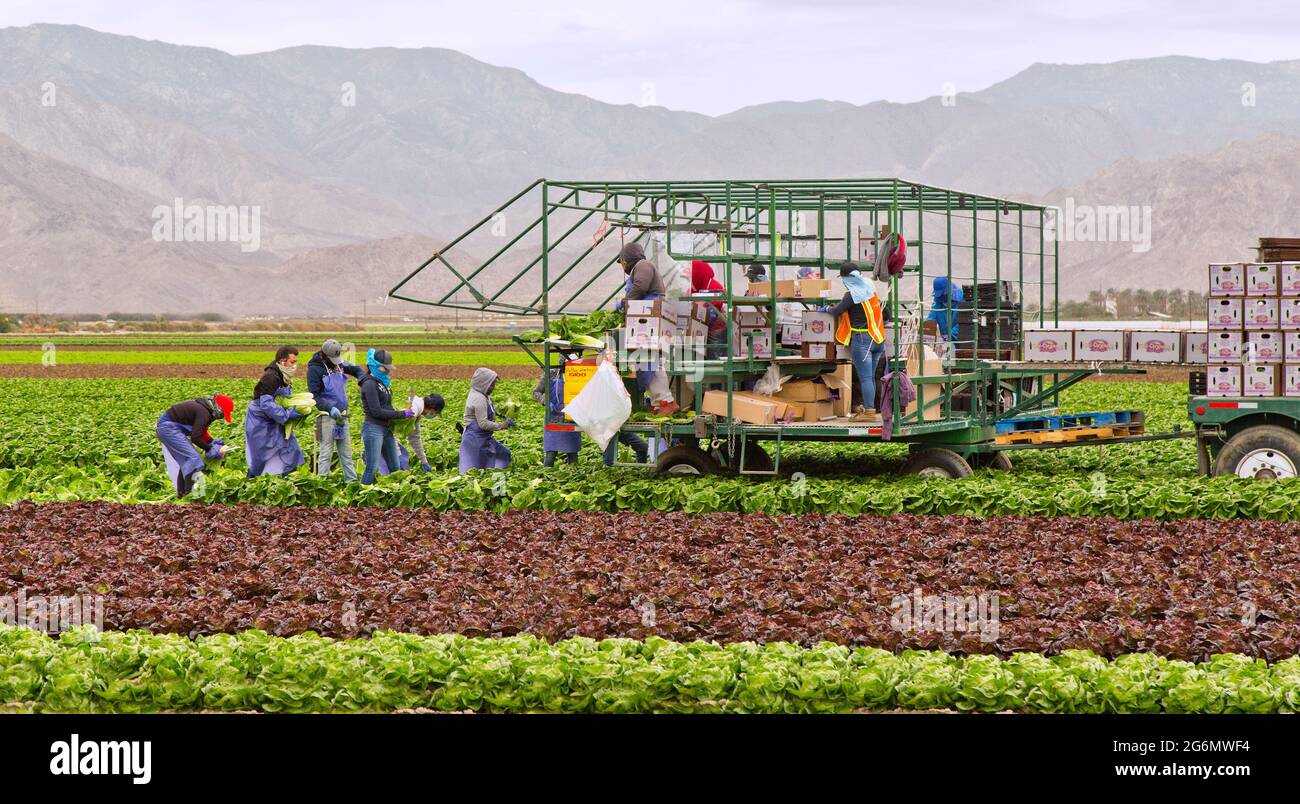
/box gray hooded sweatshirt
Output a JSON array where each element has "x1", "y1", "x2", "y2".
[
  {"x1": 464, "y1": 367, "x2": 507, "y2": 432},
  {"x1": 619, "y1": 242, "x2": 664, "y2": 301}
]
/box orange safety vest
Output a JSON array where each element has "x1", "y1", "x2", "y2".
[{"x1": 835, "y1": 293, "x2": 885, "y2": 346}]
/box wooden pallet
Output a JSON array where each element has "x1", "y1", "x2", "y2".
[{"x1": 995, "y1": 423, "x2": 1145, "y2": 445}]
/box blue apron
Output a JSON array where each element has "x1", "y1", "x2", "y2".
[
  {"x1": 245, "y1": 388, "x2": 305, "y2": 477},
  {"x1": 156, "y1": 415, "x2": 204, "y2": 495},
  {"x1": 318, "y1": 370, "x2": 350, "y2": 436},
  {"x1": 458, "y1": 398, "x2": 512, "y2": 472},
  {"x1": 542, "y1": 372, "x2": 581, "y2": 454},
  {"x1": 375, "y1": 431, "x2": 412, "y2": 475}
]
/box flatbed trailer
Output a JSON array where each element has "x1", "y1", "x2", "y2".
[{"x1": 391, "y1": 177, "x2": 1192, "y2": 478}]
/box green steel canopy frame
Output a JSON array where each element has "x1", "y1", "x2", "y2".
[{"x1": 389, "y1": 178, "x2": 1140, "y2": 472}]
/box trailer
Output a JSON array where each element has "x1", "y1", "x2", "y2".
[{"x1": 391, "y1": 178, "x2": 1191, "y2": 477}]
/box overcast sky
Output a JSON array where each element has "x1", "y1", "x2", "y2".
[{"x1": 3, "y1": 0, "x2": 1297, "y2": 114}]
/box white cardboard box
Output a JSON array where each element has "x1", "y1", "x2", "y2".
[
  {"x1": 1074, "y1": 330, "x2": 1126, "y2": 361},
  {"x1": 1243, "y1": 364, "x2": 1279, "y2": 397},
  {"x1": 1207, "y1": 365, "x2": 1242, "y2": 396},
  {"x1": 781, "y1": 323, "x2": 802, "y2": 345},
  {"x1": 625, "y1": 299, "x2": 681, "y2": 320},
  {"x1": 1279, "y1": 298, "x2": 1300, "y2": 329},
  {"x1": 801, "y1": 311, "x2": 836, "y2": 343},
  {"x1": 623, "y1": 316, "x2": 674, "y2": 350},
  {"x1": 1285, "y1": 365, "x2": 1300, "y2": 397},
  {"x1": 1129, "y1": 331, "x2": 1181, "y2": 363},
  {"x1": 1209, "y1": 263, "x2": 1244, "y2": 295},
  {"x1": 1244, "y1": 297, "x2": 1280, "y2": 329},
  {"x1": 1287, "y1": 331, "x2": 1300, "y2": 362},
  {"x1": 1245, "y1": 330, "x2": 1285, "y2": 364},
  {"x1": 1208, "y1": 297, "x2": 1243, "y2": 329},
  {"x1": 738, "y1": 328, "x2": 772, "y2": 358},
  {"x1": 1244, "y1": 263, "x2": 1280, "y2": 296},
  {"x1": 1281, "y1": 263, "x2": 1300, "y2": 296},
  {"x1": 1024, "y1": 330, "x2": 1074, "y2": 361},
  {"x1": 1183, "y1": 331, "x2": 1208, "y2": 363},
  {"x1": 1208, "y1": 330, "x2": 1243, "y2": 362}
]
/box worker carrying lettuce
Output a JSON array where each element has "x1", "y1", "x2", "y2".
[
  {"x1": 613, "y1": 242, "x2": 679, "y2": 416},
  {"x1": 306, "y1": 338, "x2": 364, "y2": 482},
  {"x1": 459, "y1": 367, "x2": 515, "y2": 472},
  {"x1": 155, "y1": 393, "x2": 235, "y2": 497},
  {"x1": 375, "y1": 392, "x2": 445, "y2": 475},
  {"x1": 245, "y1": 346, "x2": 308, "y2": 477}
]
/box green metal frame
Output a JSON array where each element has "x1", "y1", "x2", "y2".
[{"x1": 389, "y1": 178, "x2": 1107, "y2": 471}]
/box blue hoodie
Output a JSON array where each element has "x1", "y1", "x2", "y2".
[{"x1": 926, "y1": 277, "x2": 965, "y2": 341}]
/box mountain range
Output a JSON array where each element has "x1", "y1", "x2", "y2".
[{"x1": 3, "y1": 23, "x2": 1299, "y2": 315}]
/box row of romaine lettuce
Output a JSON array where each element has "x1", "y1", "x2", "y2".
[
  {"x1": 0, "y1": 350, "x2": 529, "y2": 365},
  {"x1": 0, "y1": 626, "x2": 1292, "y2": 713}
]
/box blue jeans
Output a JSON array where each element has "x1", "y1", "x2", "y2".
[
  {"x1": 603, "y1": 431, "x2": 650, "y2": 466},
  {"x1": 850, "y1": 332, "x2": 883, "y2": 411},
  {"x1": 361, "y1": 420, "x2": 401, "y2": 485}
]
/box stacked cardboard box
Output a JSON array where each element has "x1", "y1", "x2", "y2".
[{"x1": 1206, "y1": 261, "x2": 1300, "y2": 397}]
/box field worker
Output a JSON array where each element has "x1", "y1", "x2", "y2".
[
  {"x1": 307, "y1": 338, "x2": 363, "y2": 482},
  {"x1": 245, "y1": 345, "x2": 307, "y2": 477},
  {"x1": 745, "y1": 262, "x2": 768, "y2": 288},
  {"x1": 821, "y1": 263, "x2": 886, "y2": 422},
  {"x1": 689, "y1": 261, "x2": 728, "y2": 360},
  {"x1": 358, "y1": 348, "x2": 415, "y2": 485},
  {"x1": 376, "y1": 392, "x2": 445, "y2": 475},
  {"x1": 926, "y1": 276, "x2": 965, "y2": 342},
  {"x1": 534, "y1": 358, "x2": 581, "y2": 467},
  {"x1": 155, "y1": 393, "x2": 235, "y2": 497},
  {"x1": 460, "y1": 367, "x2": 514, "y2": 472},
  {"x1": 614, "y1": 242, "x2": 679, "y2": 416}
]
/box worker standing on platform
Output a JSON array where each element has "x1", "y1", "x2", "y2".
[{"x1": 823, "y1": 263, "x2": 886, "y2": 421}]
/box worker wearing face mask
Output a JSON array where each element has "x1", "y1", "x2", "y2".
[{"x1": 245, "y1": 345, "x2": 307, "y2": 477}]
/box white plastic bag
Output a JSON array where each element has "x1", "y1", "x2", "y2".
[
  {"x1": 562, "y1": 360, "x2": 632, "y2": 451},
  {"x1": 754, "y1": 363, "x2": 789, "y2": 396}
]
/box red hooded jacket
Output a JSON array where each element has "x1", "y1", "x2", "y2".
[{"x1": 691, "y1": 261, "x2": 727, "y2": 335}]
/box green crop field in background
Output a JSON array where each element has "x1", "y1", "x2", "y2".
[{"x1": 0, "y1": 349, "x2": 534, "y2": 366}]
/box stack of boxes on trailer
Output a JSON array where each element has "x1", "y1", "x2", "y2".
[
  {"x1": 1206, "y1": 261, "x2": 1300, "y2": 397},
  {"x1": 622, "y1": 298, "x2": 713, "y2": 351}
]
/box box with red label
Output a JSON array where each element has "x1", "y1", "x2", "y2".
[
  {"x1": 1207, "y1": 330, "x2": 1242, "y2": 362},
  {"x1": 1244, "y1": 297, "x2": 1279, "y2": 329},
  {"x1": 1279, "y1": 298, "x2": 1300, "y2": 329},
  {"x1": 801, "y1": 311, "x2": 836, "y2": 343},
  {"x1": 1282, "y1": 263, "x2": 1300, "y2": 296},
  {"x1": 1024, "y1": 330, "x2": 1074, "y2": 361},
  {"x1": 1128, "y1": 331, "x2": 1180, "y2": 363},
  {"x1": 781, "y1": 323, "x2": 802, "y2": 345},
  {"x1": 1183, "y1": 331, "x2": 1208, "y2": 363},
  {"x1": 1207, "y1": 297, "x2": 1243, "y2": 328},
  {"x1": 1243, "y1": 364, "x2": 1280, "y2": 396},
  {"x1": 1209, "y1": 263, "x2": 1244, "y2": 295},
  {"x1": 801, "y1": 342, "x2": 833, "y2": 359},
  {"x1": 1074, "y1": 330, "x2": 1126, "y2": 361},
  {"x1": 738, "y1": 328, "x2": 772, "y2": 358},
  {"x1": 1245, "y1": 330, "x2": 1284, "y2": 364},
  {"x1": 1244, "y1": 263, "x2": 1280, "y2": 296},
  {"x1": 1285, "y1": 365, "x2": 1300, "y2": 397},
  {"x1": 1207, "y1": 365, "x2": 1242, "y2": 396}
]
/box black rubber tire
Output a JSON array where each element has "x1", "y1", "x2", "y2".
[
  {"x1": 1213, "y1": 425, "x2": 1300, "y2": 479},
  {"x1": 654, "y1": 444, "x2": 722, "y2": 476},
  {"x1": 712, "y1": 441, "x2": 775, "y2": 474},
  {"x1": 901, "y1": 447, "x2": 974, "y2": 479},
  {"x1": 971, "y1": 451, "x2": 1013, "y2": 471}
]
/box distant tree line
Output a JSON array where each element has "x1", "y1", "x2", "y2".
[{"x1": 1025, "y1": 288, "x2": 1208, "y2": 320}]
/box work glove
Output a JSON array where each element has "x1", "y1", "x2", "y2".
[
  {"x1": 329, "y1": 407, "x2": 341, "y2": 420},
  {"x1": 287, "y1": 409, "x2": 305, "y2": 420},
  {"x1": 706, "y1": 307, "x2": 719, "y2": 323},
  {"x1": 421, "y1": 462, "x2": 432, "y2": 473},
  {"x1": 455, "y1": 422, "x2": 465, "y2": 435},
  {"x1": 503, "y1": 417, "x2": 516, "y2": 429},
  {"x1": 401, "y1": 409, "x2": 416, "y2": 418},
  {"x1": 205, "y1": 440, "x2": 226, "y2": 460},
  {"x1": 614, "y1": 299, "x2": 625, "y2": 313}
]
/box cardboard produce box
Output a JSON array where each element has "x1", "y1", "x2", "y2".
[
  {"x1": 691, "y1": 299, "x2": 720, "y2": 323},
  {"x1": 821, "y1": 363, "x2": 854, "y2": 417},
  {"x1": 1182, "y1": 331, "x2": 1208, "y2": 363},
  {"x1": 1209, "y1": 262, "x2": 1244, "y2": 295},
  {"x1": 1243, "y1": 364, "x2": 1280, "y2": 396},
  {"x1": 801, "y1": 342, "x2": 834, "y2": 360},
  {"x1": 1287, "y1": 331, "x2": 1300, "y2": 362},
  {"x1": 1129, "y1": 331, "x2": 1181, "y2": 363},
  {"x1": 1282, "y1": 263, "x2": 1300, "y2": 296},
  {"x1": 1074, "y1": 330, "x2": 1126, "y2": 361},
  {"x1": 781, "y1": 323, "x2": 803, "y2": 345},
  {"x1": 1244, "y1": 297, "x2": 1280, "y2": 329},
  {"x1": 1207, "y1": 365, "x2": 1242, "y2": 396},
  {"x1": 738, "y1": 328, "x2": 772, "y2": 358},
  {"x1": 1245, "y1": 263, "x2": 1280, "y2": 296},
  {"x1": 776, "y1": 378, "x2": 832, "y2": 402},
  {"x1": 1024, "y1": 330, "x2": 1074, "y2": 361},
  {"x1": 1245, "y1": 330, "x2": 1284, "y2": 364},
  {"x1": 732, "y1": 391, "x2": 799, "y2": 422},
  {"x1": 799, "y1": 400, "x2": 836, "y2": 421},
  {"x1": 1208, "y1": 297, "x2": 1243, "y2": 329},
  {"x1": 1285, "y1": 364, "x2": 1300, "y2": 397},
  {"x1": 625, "y1": 299, "x2": 681, "y2": 320},
  {"x1": 702, "y1": 390, "x2": 779, "y2": 424},
  {"x1": 735, "y1": 309, "x2": 770, "y2": 328},
  {"x1": 1208, "y1": 330, "x2": 1243, "y2": 362},
  {"x1": 802, "y1": 311, "x2": 836, "y2": 343},
  {"x1": 1280, "y1": 297, "x2": 1300, "y2": 329},
  {"x1": 623, "y1": 315, "x2": 674, "y2": 350},
  {"x1": 904, "y1": 344, "x2": 945, "y2": 421}
]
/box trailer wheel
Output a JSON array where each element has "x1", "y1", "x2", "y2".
[
  {"x1": 1213, "y1": 425, "x2": 1300, "y2": 479},
  {"x1": 901, "y1": 448, "x2": 973, "y2": 479},
  {"x1": 711, "y1": 441, "x2": 774, "y2": 474},
  {"x1": 971, "y1": 452, "x2": 1013, "y2": 471},
  {"x1": 655, "y1": 445, "x2": 722, "y2": 476}
]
